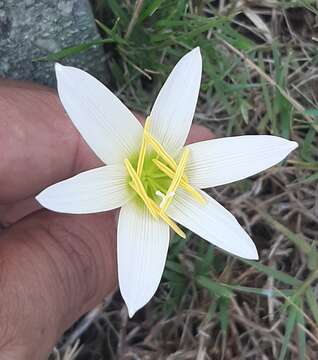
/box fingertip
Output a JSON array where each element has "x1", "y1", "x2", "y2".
[{"x1": 186, "y1": 123, "x2": 215, "y2": 144}]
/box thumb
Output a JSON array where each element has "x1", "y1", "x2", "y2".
[{"x1": 0, "y1": 210, "x2": 117, "y2": 360}]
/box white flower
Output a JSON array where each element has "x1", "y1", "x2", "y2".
[{"x1": 36, "y1": 47, "x2": 298, "y2": 317}]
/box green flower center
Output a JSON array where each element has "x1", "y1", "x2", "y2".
[
  {"x1": 128, "y1": 151, "x2": 172, "y2": 205},
  {"x1": 124, "y1": 117, "x2": 206, "y2": 238}
]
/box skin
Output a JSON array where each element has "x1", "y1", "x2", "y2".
[{"x1": 0, "y1": 80, "x2": 214, "y2": 360}]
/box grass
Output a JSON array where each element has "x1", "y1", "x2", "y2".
[{"x1": 48, "y1": 1, "x2": 318, "y2": 359}]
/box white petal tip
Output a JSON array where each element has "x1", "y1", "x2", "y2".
[
  {"x1": 35, "y1": 190, "x2": 59, "y2": 212},
  {"x1": 278, "y1": 138, "x2": 298, "y2": 154},
  {"x1": 55, "y1": 62, "x2": 64, "y2": 73},
  {"x1": 242, "y1": 243, "x2": 259, "y2": 260},
  {"x1": 181, "y1": 47, "x2": 201, "y2": 64},
  {"x1": 231, "y1": 237, "x2": 259, "y2": 260},
  {"x1": 289, "y1": 140, "x2": 298, "y2": 151},
  {"x1": 35, "y1": 192, "x2": 53, "y2": 211},
  {"x1": 247, "y1": 250, "x2": 259, "y2": 261},
  {"x1": 127, "y1": 306, "x2": 137, "y2": 318},
  {"x1": 35, "y1": 193, "x2": 44, "y2": 206},
  {"x1": 190, "y1": 46, "x2": 201, "y2": 58}
]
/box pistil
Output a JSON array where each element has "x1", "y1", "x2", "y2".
[
  {"x1": 152, "y1": 159, "x2": 205, "y2": 204},
  {"x1": 159, "y1": 148, "x2": 189, "y2": 212}
]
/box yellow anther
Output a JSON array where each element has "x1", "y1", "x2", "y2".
[
  {"x1": 144, "y1": 132, "x2": 177, "y2": 171},
  {"x1": 153, "y1": 159, "x2": 206, "y2": 205},
  {"x1": 157, "y1": 209, "x2": 186, "y2": 239},
  {"x1": 148, "y1": 198, "x2": 186, "y2": 239},
  {"x1": 124, "y1": 159, "x2": 158, "y2": 218},
  {"x1": 129, "y1": 182, "x2": 159, "y2": 218},
  {"x1": 160, "y1": 148, "x2": 190, "y2": 212},
  {"x1": 136, "y1": 117, "x2": 151, "y2": 177},
  {"x1": 129, "y1": 175, "x2": 186, "y2": 238}
]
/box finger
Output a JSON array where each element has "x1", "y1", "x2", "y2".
[
  {"x1": 0, "y1": 81, "x2": 214, "y2": 205},
  {"x1": 0, "y1": 81, "x2": 214, "y2": 208},
  {"x1": 0, "y1": 198, "x2": 40, "y2": 227},
  {"x1": 0, "y1": 123, "x2": 214, "y2": 227},
  {"x1": 0, "y1": 80, "x2": 101, "y2": 204},
  {"x1": 0, "y1": 209, "x2": 117, "y2": 359},
  {"x1": 186, "y1": 123, "x2": 215, "y2": 144}
]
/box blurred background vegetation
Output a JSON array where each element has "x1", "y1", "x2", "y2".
[{"x1": 49, "y1": 1, "x2": 318, "y2": 359}]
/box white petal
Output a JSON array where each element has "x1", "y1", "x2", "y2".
[
  {"x1": 55, "y1": 63, "x2": 143, "y2": 164},
  {"x1": 118, "y1": 201, "x2": 169, "y2": 317},
  {"x1": 167, "y1": 189, "x2": 258, "y2": 259},
  {"x1": 186, "y1": 135, "x2": 298, "y2": 189},
  {"x1": 36, "y1": 165, "x2": 130, "y2": 213},
  {"x1": 149, "y1": 47, "x2": 202, "y2": 156}
]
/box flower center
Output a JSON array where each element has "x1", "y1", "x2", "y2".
[{"x1": 124, "y1": 117, "x2": 205, "y2": 238}]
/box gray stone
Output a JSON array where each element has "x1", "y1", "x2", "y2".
[{"x1": 0, "y1": 0, "x2": 107, "y2": 86}]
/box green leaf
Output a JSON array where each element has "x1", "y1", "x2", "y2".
[
  {"x1": 300, "y1": 127, "x2": 316, "y2": 162},
  {"x1": 104, "y1": 0, "x2": 129, "y2": 25},
  {"x1": 224, "y1": 284, "x2": 293, "y2": 297},
  {"x1": 33, "y1": 39, "x2": 114, "y2": 62},
  {"x1": 297, "y1": 301, "x2": 306, "y2": 360},
  {"x1": 306, "y1": 288, "x2": 318, "y2": 325},
  {"x1": 256, "y1": 212, "x2": 312, "y2": 255},
  {"x1": 218, "y1": 297, "x2": 230, "y2": 334},
  {"x1": 163, "y1": 269, "x2": 186, "y2": 284},
  {"x1": 241, "y1": 260, "x2": 300, "y2": 286},
  {"x1": 165, "y1": 260, "x2": 186, "y2": 275},
  {"x1": 279, "y1": 304, "x2": 298, "y2": 360},
  {"x1": 195, "y1": 243, "x2": 215, "y2": 275},
  {"x1": 197, "y1": 276, "x2": 233, "y2": 298},
  {"x1": 138, "y1": 0, "x2": 163, "y2": 23},
  {"x1": 207, "y1": 300, "x2": 218, "y2": 322},
  {"x1": 95, "y1": 20, "x2": 127, "y2": 45},
  {"x1": 304, "y1": 108, "x2": 318, "y2": 117}
]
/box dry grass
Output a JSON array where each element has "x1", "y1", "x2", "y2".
[{"x1": 49, "y1": 1, "x2": 318, "y2": 359}]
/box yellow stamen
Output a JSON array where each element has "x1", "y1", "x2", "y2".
[
  {"x1": 160, "y1": 148, "x2": 190, "y2": 212},
  {"x1": 125, "y1": 117, "x2": 202, "y2": 239},
  {"x1": 148, "y1": 197, "x2": 186, "y2": 239},
  {"x1": 124, "y1": 159, "x2": 158, "y2": 218},
  {"x1": 153, "y1": 159, "x2": 206, "y2": 205},
  {"x1": 129, "y1": 175, "x2": 186, "y2": 238},
  {"x1": 144, "y1": 131, "x2": 188, "y2": 182},
  {"x1": 136, "y1": 117, "x2": 151, "y2": 177},
  {"x1": 144, "y1": 132, "x2": 177, "y2": 171}
]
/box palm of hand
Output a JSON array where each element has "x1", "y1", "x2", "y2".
[{"x1": 0, "y1": 80, "x2": 213, "y2": 360}]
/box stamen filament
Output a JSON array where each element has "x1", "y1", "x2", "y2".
[
  {"x1": 125, "y1": 117, "x2": 202, "y2": 239},
  {"x1": 144, "y1": 132, "x2": 177, "y2": 171},
  {"x1": 124, "y1": 159, "x2": 158, "y2": 218},
  {"x1": 130, "y1": 178, "x2": 186, "y2": 238},
  {"x1": 148, "y1": 197, "x2": 186, "y2": 239},
  {"x1": 136, "y1": 117, "x2": 151, "y2": 177},
  {"x1": 153, "y1": 159, "x2": 206, "y2": 205},
  {"x1": 160, "y1": 148, "x2": 190, "y2": 212}
]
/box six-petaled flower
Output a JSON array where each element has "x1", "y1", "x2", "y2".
[{"x1": 36, "y1": 48, "x2": 298, "y2": 317}]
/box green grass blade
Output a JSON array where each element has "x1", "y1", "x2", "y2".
[
  {"x1": 278, "y1": 304, "x2": 298, "y2": 360},
  {"x1": 256, "y1": 211, "x2": 312, "y2": 255},
  {"x1": 33, "y1": 39, "x2": 115, "y2": 62},
  {"x1": 197, "y1": 276, "x2": 233, "y2": 298},
  {"x1": 241, "y1": 260, "x2": 300, "y2": 286},
  {"x1": 104, "y1": 0, "x2": 129, "y2": 25},
  {"x1": 297, "y1": 301, "x2": 306, "y2": 360},
  {"x1": 224, "y1": 284, "x2": 293, "y2": 297},
  {"x1": 305, "y1": 288, "x2": 318, "y2": 325}
]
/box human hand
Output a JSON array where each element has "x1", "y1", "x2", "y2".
[{"x1": 0, "y1": 80, "x2": 214, "y2": 360}]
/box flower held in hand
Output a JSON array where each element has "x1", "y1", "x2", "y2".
[{"x1": 36, "y1": 48, "x2": 298, "y2": 317}]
